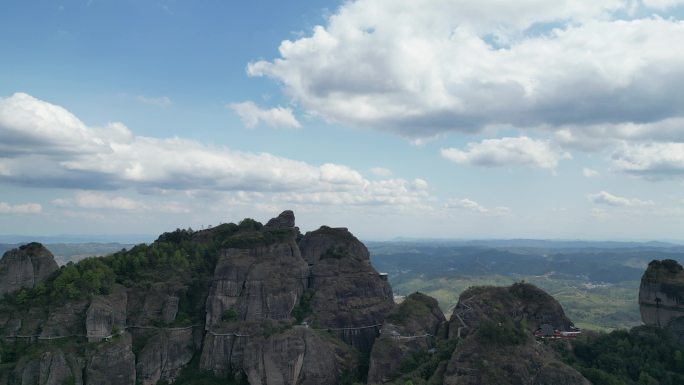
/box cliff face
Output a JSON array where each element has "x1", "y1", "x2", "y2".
[
  {"x1": 300, "y1": 226, "x2": 395, "y2": 352},
  {"x1": 367, "y1": 292, "x2": 445, "y2": 384},
  {"x1": 639, "y1": 259, "x2": 684, "y2": 327},
  {"x1": 0, "y1": 242, "x2": 58, "y2": 296}
]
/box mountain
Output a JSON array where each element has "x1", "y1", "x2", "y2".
[{"x1": 13, "y1": 212, "x2": 684, "y2": 384}]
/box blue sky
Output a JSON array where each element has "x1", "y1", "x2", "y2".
[{"x1": 1, "y1": 0, "x2": 684, "y2": 241}]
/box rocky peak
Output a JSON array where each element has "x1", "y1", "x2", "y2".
[
  {"x1": 442, "y1": 283, "x2": 588, "y2": 385},
  {"x1": 639, "y1": 259, "x2": 684, "y2": 327},
  {"x1": 298, "y1": 225, "x2": 370, "y2": 265},
  {"x1": 0, "y1": 242, "x2": 58, "y2": 295},
  {"x1": 264, "y1": 210, "x2": 296, "y2": 230}
]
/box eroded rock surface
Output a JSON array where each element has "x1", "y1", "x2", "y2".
[
  {"x1": 639, "y1": 259, "x2": 684, "y2": 327},
  {"x1": 0, "y1": 243, "x2": 58, "y2": 296},
  {"x1": 300, "y1": 226, "x2": 394, "y2": 352},
  {"x1": 367, "y1": 292, "x2": 445, "y2": 384},
  {"x1": 442, "y1": 283, "x2": 587, "y2": 385}
]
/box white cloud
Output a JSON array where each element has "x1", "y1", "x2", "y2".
[
  {"x1": 369, "y1": 167, "x2": 392, "y2": 177},
  {"x1": 229, "y1": 100, "x2": 301, "y2": 129},
  {"x1": 136, "y1": 95, "x2": 172, "y2": 107},
  {"x1": 642, "y1": 0, "x2": 684, "y2": 9},
  {"x1": 583, "y1": 168, "x2": 600, "y2": 177},
  {"x1": 441, "y1": 137, "x2": 569, "y2": 170},
  {"x1": 587, "y1": 191, "x2": 654, "y2": 207},
  {"x1": 444, "y1": 198, "x2": 510, "y2": 216},
  {"x1": 0, "y1": 93, "x2": 431, "y2": 210},
  {"x1": 611, "y1": 142, "x2": 684, "y2": 179},
  {"x1": 53, "y1": 191, "x2": 191, "y2": 213},
  {"x1": 53, "y1": 191, "x2": 144, "y2": 210},
  {"x1": 0, "y1": 202, "x2": 42, "y2": 214},
  {"x1": 246, "y1": 1, "x2": 684, "y2": 139}
]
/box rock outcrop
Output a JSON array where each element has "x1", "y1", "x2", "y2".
[
  {"x1": 136, "y1": 328, "x2": 197, "y2": 385},
  {"x1": 442, "y1": 283, "x2": 587, "y2": 385},
  {"x1": 300, "y1": 226, "x2": 394, "y2": 352},
  {"x1": 367, "y1": 292, "x2": 446, "y2": 384},
  {"x1": 639, "y1": 259, "x2": 684, "y2": 327},
  {"x1": 11, "y1": 350, "x2": 84, "y2": 385},
  {"x1": 86, "y1": 285, "x2": 127, "y2": 341},
  {"x1": 243, "y1": 327, "x2": 357, "y2": 385},
  {"x1": 0, "y1": 211, "x2": 400, "y2": 385},
  {"x1": 0, "y1": 243, "x2": 58, "y2": 295},
  {"x1": 85, "y1": 332, "x2": 136, "y2": 385}
]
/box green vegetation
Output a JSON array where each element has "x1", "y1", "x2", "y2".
[
  {"x1": 558, "y1": 326, "x2": 684, "y2": 385},
  {"x1": 391, "y1": 338, "x2": 459, "y2": 385},
  {"x1": 477, "y1": 319, "x2": 528, "y2": 346},
  {"x1": 321, "y1": 246, "x2": 348, "y2": 259},
  {"x1": 166, "y1": 356, "x2": 249, "y2": 385},
  {"x1": 386, "y1": 292, "x2": 435, "y2": 324},
  {"x1": 221, "y1": 308, "x2": 239, "y2": 322},
  {"x1": 292, "y1": 289, "x2": 314, "y2": 323}
]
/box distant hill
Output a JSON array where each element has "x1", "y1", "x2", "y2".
[{"x1": 0, "y1": 242, "x2": 136, "y2": 265}]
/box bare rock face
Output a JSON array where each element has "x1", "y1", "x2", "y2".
[
  {"x1": 442, "y1": 283, "x2": 587, "y2": 385},
  {"x1": 40, "y1": 300, "x2": 89, "y2": 338},
  {"x1": 300, "y1": 226, "x2": 394, "y2": 352},
  {"x1": 0, "y1": 243, "x2": 58, "y2": 296},
  {"x1": 367, "y1": 292, "x2": 445, "y2": 384},
  {"x1": 85, "y1": 332, "x2": 136, "y2": 385},
  {"x1": 264, "y1": 210, "x2": 296, "y2": 230},
  {"x1": 12, "y1": 350, "x2": 84, "y2": 385},
  {"x1": 639, "y1": 259, "x2": 684, "y2": 327},
  {"x1": 86, "y1": 285, "x2": 127, "y2": 341},
  {"x1": 243, "y1": 328, "x2": 356, "y2": 385},
  {"x1": 201, "y1": 213, "x2": 309, "y2": 376},
  {"x1": 126, "y1": 283, "x2": 184, "y2": 326},
  {"x1": 204, "y1": 241, "x2": 308, "y2": 327},
  {"x1": 136, "y1": 328, "x2": 196, "y2": 385}
]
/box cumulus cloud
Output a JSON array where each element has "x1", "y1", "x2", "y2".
[
  {"x1": 444, "y1": 198, "x2": 510, "y2": 216},
  {"x1": 53, "y1": 191, "x2": 190, "y2": 213},
  {"x1": 246, "y1": 0, "x2": 684, "y2": 140},
  {"x1": 0, "y1": 202, "x2": 42, "y2": 214},
  {"x1": 611, "y1": 142, "x2": 684, "y2": 179},
  {"x1": 583, "y1": 168, "x2": 600, "y2": 177},
  {"x1": 0, "y1": 93, "x2": 430, "y2": 209},
  {"x1": 587, "y1": 191, "x2": 654, "y2": 207},
  {"x1": 441, "y1": 137, "x2": 569, "y2": 170},
  {"x1": 229, "y1": 101, "x2": 301, "y2": 129}
]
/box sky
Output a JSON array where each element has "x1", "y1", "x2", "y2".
[{"x1": 1, "y1": 0, "x2": 684, "y2": 241}]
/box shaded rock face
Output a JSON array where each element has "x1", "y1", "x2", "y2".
[
  {"x1": 243, "y1": 328, "x2": 356, "y2": 385},
  {"x1": 204, "y1": 240, "x2": 308, "y2": 327},
  {"x1": 368, "y1": 292, "x2": 446, "y2": 384},
  {"x1": 86, "y1": 285, "x2": 127, "y2": 341},
  {"x1": 126, "y1": 283, "x2": 184, "y2": 326},
  {"x1": 447, "y1": 283, "x2": 574, "y2": 340},
  {"x1": 639, "y1": 259, "x2": 684, "y2": 327},
  {"x1": 12, "y1": 350, "x2": 84, "y2": 385},
  {"x1": 300, "y1": 226, "x2": 394, "y2": 352},
  {"x1": 136, "y1": 328, "x2": 196, "y2": 385},
  {"x1": 264, "y1": 210, "x2": 296, "y2": 230},
  {"x1": 85, "y1": 332, "x2": 136, "y2": 385},
  {"x1": 443, "y1": 283, "x2": 587, "y2": 385},
  {"x1": 0, "y1": 243, "x2": 58, "y2": 295}
]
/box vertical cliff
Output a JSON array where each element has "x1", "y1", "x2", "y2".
[
  {"x1": 0, "y1": 243, "x2": 58, "y2": 296},
  {"x1": 639, "y1": 259, "x2": 684, "y2": 327},
  {"x1": 299, "y1": 226, "x2": 395, "y2": 352}
]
